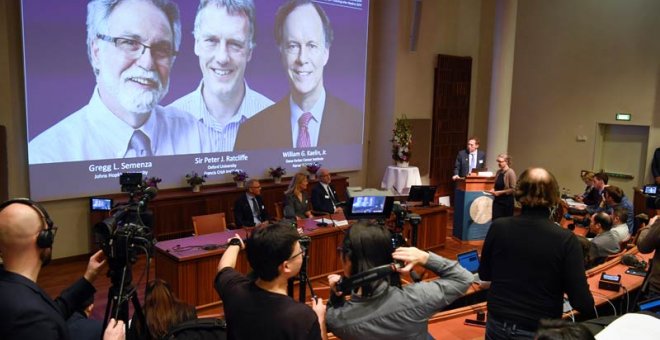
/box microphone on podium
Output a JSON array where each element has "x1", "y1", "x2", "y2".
[{"x1": 317, "y1": 215, "x2": 328, "y2": 227}]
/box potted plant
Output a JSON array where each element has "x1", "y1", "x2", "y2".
[
  {"x1": 231, "y1": 170, "x2": 249, "y2": 188},
  {"x1": 268, "y1": 166, "x2": 287, "y2": 183},
  {"x1": 185, "y1": 171, "x2": 207, "y2": 192},
  {"x1": 143, "y1": 176, "x2": 162, "y2": 189},
  {"x1": 391, "y1": 115, "x2": 412, "y2": 167},
  {"x1": 306, "y1": 162, "x2": 322, "y2": 180}
]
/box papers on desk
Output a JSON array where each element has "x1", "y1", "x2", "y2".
[
  {"x1": 477, "y1": 171, "x2": 493, "y2": 177},
  {"x1": 314, "y1": 218, "x2": 348, "y2": 227},
  {"x1": 563, "y1": 198, "x2": 587, "y2": 209},
  {"x1": 595, "y1": 313, "x2": 660, "y2": 340}
]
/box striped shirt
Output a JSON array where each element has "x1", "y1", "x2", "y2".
[{"x1": 168, "y1": 81, "x2": 273, "y2": 152}]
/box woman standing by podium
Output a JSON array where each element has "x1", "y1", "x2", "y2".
[{"x1": 489, "y1": 153, "x2": 517, "y2": 220}]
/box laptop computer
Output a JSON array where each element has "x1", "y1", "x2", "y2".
[
  {"x1": 638, "y1": 296, "x2": 660, "y2": 314},
  {"x1": 457, "y1": 249, "x2": 482, "y2": 282}
]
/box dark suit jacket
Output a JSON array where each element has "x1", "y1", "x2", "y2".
[
  {"x1": 0, "y1": 269, "x2": 96, "y2": 340},
  {"x1": 311, "y1": 183, "x2": 338, "y2": 214},
  {"x1": 653, "y1": 147, "x2": 660, "y2": 178},
  {"x1": 284, "y1": 192, "x2": 311, "y2": 219},
  {"x1": 234, "y1": 193, "x2": 269, "y2": 228},
  {"x1": 66, "y1": 311, "x2": 103, "y2": 340},
  {"x1": 234, "y1": 93, "x2": 362, "y2": 150},
  {"x1": 453, "y1": 149, "x2": 486, "y2": 177}
]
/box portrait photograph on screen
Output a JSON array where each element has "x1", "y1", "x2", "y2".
[{"x1": 22, "y1": 0, "x2": 369, "y2": 201}]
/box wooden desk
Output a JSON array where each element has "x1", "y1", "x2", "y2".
[
  {"x1": 155, "y1": 215, "x2": 349, "y2": 307},
  {"x1": 155, "y1": 206, "x2": 448, "y2": 308},
  {"x1": 90, "y1": 175, "x2": 348, "y2": 241}
]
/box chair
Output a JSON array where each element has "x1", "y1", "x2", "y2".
[
  {"x1": 192, "y1": 213, "x2": 226, "y2": 236},
  {"x1": 274, "y1": 202, "x2": 284, "y2": 220}
]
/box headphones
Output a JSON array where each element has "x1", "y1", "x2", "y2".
[{"x1": 0, "y1": 198, "x2": 56, "y2": 248}]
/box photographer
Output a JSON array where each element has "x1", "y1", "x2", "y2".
[
  {"x1": 638, "y1": 215, "x2": 660, "y2": 298},
  {"x1": 326, "y1": 222, "x2": 473, "y2": 340},
  {"x1": 215, "y1": 223, "x2": 326, "y2": 339},
  {"x1": 0, "y1": 199, "x2": 125, "y2": 340}
]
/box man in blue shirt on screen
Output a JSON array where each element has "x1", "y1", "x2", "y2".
[
  {"x1": 28, "y1": 0, "x2": 203, "y2": 164},
  {"x1": 169, "y1": 0, "x2": 273, "y2": 152},
  {"x1": 234, "y1": 0, "x2": 362, "y2": 150}
]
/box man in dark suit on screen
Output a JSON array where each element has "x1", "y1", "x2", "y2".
[
  {"x1": 233, "y1": 179, "x2": 269, "y2": 228},
  {"x1": 452, "y1": 136, "x2": 486, "y2": 180},
  {"x1": 234, "y1": 0, "x2": 362, "y2": 150},
  {"x1": 311, "y1": 168, "x2": 342, "y2": 214}
]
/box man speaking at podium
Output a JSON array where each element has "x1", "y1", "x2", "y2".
[{"x1": 452, "y1": 137, "x2": 486, "y2": 180}]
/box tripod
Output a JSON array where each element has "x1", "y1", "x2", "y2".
[
  {"x1": 102, "y1": 259, "x2": 145, "y2": 334},
  {"x1": 287, "y1": 236, "x2": 316, "y2": 303}
]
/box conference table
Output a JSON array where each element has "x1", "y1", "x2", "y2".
[{"x1": 154, "y1": 206, "x2": 448, "y2": 309}]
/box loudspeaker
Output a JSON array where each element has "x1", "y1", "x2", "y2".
[
  {"x1": 0, "y1": 198, "x2": 55, "y2": 248},
  {"x1": 409, "y1": 0, "x2": 423, "y2": 51}
]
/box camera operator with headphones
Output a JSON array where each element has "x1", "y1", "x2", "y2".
[
  {"x1": 325, "y1": 222, "x2": 473, "y2": 340},
  {"x1": 0, "y1": 198, "x2": 125, "y2": 340}
]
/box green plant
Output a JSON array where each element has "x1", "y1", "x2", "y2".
[
  {"x1": 391, "y1": 115, "x2": 412, "y2": 163},
  {"x1": 185, "y1": 171, "x2": 207, "y2": 186}
]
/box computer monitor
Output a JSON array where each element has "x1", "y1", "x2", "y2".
[
  {"x1": 344, "y1": 195, "x2": 394, "y2": 220},
  {"x1": 643, "y1": 184, "x2": 658, "y2": 197},
  {"x1": 407, "y1": 185, "x2": 437, "y2": 206}
]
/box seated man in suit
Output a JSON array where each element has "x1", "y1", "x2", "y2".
[
  {"x1": 311, "y1": 168, "x2": 342, "y2": 214},
  {"x1": 452, "y1": 137, "x2": 486, "y2": 180},
  {"x1": 588, "y1": 212, "x2": 620, "y2": 266},
  {"x1": 233, "y1": 179, "x2": 269, "y2": 228}
]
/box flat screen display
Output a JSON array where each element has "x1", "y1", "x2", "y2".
[
  {"x1": 22, "y1": 0, "x2": 369, "y2": 201},
  {"x1": 90, "y1": 197, "x2": 112, "y2": 211},
  {"x1": 344, "y1": 195, "x2": 394, "y2": 220}
]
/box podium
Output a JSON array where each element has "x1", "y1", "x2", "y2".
[{"x1": 453, "y1": 176, "x2": 495, "y2": 240}]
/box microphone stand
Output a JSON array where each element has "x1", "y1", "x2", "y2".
[{"x1": 316, "y1": 215, "x2": 328, "y2": 227}]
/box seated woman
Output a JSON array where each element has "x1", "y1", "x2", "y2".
[
  {"x1": 129, "y1": 279, "x2": 197, "y2": 339},
  {"x1": 284, "y1": 172, "x2": 313, "y2": 219},
  {"x1": 488, "y1": 153, "x2": 517, "y2": 220},
  {"x1": 575, "y1": 171, "x2": 600, "y2": 206}
]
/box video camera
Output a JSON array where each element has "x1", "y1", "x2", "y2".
[{"x1": 94, "y1": 173, "x2": 157, "y2": 266}]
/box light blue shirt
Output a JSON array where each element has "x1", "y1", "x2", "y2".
[
  {"x1": 169, "y1": 81, "x2": 273, "y2": 152},
  {"x1": 28, "y1": 87, "x2": 204, "y2": 164},
  {"x1": 289, "y1": 89, "x2": 326, "y2": 148}
]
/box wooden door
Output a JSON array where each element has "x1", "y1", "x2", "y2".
[{"x1": 429, "y1": 55, "x2": 472, "y2": 198}]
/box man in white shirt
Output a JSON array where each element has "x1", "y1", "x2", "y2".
[
  {"x1": 168, "y1": 0, "x2": 273, "y2": 152},
  {"x1": 29, "y1": 0, "x2": 203, "y2": 164},
  {"x1": 610, "y1": 206, "x2": 631, "y2": 243}
]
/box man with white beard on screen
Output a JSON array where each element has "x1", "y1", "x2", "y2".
[{"x1": 29, "y1": 0, "x2": 204, "y2": 164}]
